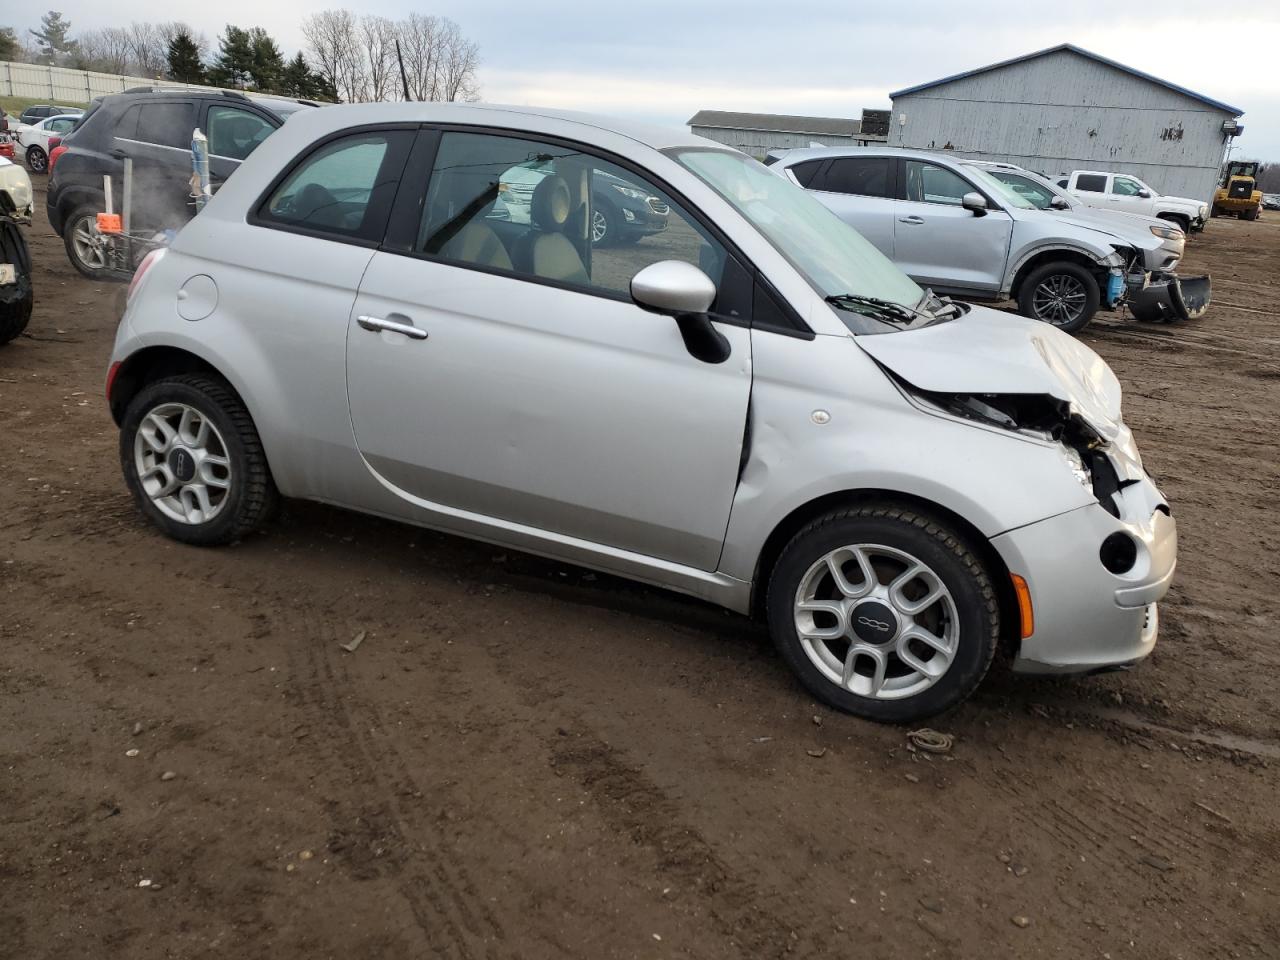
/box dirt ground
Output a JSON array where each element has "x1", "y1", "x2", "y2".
[{"x1": 2, "y1": 184, "x2": 1278, "y2": 960}]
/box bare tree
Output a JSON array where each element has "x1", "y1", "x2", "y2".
[
  {"x1": 74, "y1": 27, "x2": 132, "y2": 74},
  {"x1": 301, "y1": 9, "x2": 366, "y2": 103},
  {"x1": 435, "y1": 19, "x2": 480, "y2": 102},
  {"x1": 124, "y1": 22, "x2": 167, "y2": 77},
  {"x1": 360, "y1": 16, "x2": 397, "y2": 102}
]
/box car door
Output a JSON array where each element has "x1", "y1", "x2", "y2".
[
  {"x1": 203, "y1": 102, "x2": 279, "y2": 191},
  {"x1": 1107, "y1": 175, "x2": 1154, "y2": 216},
  {"x1": 890, "y1": 159, "x2": 1013, "y2": 293},
  {"x1": 802, "y1": 155, "x2": 897, "y2": 257},
  {"x1": 113, "y1": 99, "x2": 197, "y2": 232},
  {"x1": 346, "y1": 128, "x2": 753, "y2": 571},
  {"x1": 1069, "y1": 172, "x2": 1109, "y2": 210}
]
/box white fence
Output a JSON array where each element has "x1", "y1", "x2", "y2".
[{"x1": 1, "y1": 60, "x2": 234, "y2": 106}]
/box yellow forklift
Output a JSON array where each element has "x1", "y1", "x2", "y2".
[{"x1": 1211, "y1": 161, "x2": 1263, "y2": 220}]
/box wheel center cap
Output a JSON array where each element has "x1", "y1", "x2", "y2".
[
  {"x1": 851, "y1": 601, "x2": 899, "y2": 645},
  {"x1": 168, "y1": 447, "x2": 197, "y2": 483}
]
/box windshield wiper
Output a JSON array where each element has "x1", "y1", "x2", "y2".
[{"x1": 825, "y1": 293, "x2": 923, "y2": 325}]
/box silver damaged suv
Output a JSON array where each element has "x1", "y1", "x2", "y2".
[{"x1": 108, "y1": 104, "x2": 1177, "y2": 722}]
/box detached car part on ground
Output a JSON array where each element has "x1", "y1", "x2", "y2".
[
  {"x1": 973, "y1": 161, "x2": 1210, "y2": 325},
  {"x1": 0, "y1": 158, "x2": 35, "y2": 345},
  {"x1": 772, "y1": 147, "x2": 1170, "y2": 333},
  {"x1": 109, "y1": 103, "x2": 1176, "y2": 722}
]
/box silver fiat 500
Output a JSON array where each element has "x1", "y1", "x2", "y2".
[{"x1": 108, "y1": 103, "x2": 1176, "y2": 721}]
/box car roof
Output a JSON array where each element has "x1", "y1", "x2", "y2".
[
  {"x1": 773, "y1": 145, "x2": 975, "y2": 166},
  {"x1": 267, "y1": 101, "x2": 719, "y2": 152}
]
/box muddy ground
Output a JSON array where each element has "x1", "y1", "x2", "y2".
[{"x1": 2, "y1": 186, "x2": 1278, "y2": 959}]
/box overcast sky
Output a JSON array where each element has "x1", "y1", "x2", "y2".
[{"x1": 14, "y1": 1, "x2": 1280, "y2": 158}]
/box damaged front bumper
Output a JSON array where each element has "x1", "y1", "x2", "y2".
[
  {"x1": 1129, "y1": 271, "x2": 1211, "y2": 323},
  {"x1": 993, "y1": 473, "x2": 1176, "y2": 675}
]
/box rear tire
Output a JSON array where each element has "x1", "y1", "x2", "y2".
[
  {"x1": 63, "y1": 204, "x2": 111, "y2": 280},
  {"x1": 120, "y1": 374, "x2": 278, "y2": 546},
  {"x1": 1017, "y1": 261, "x2": 1099, "y2": 334},
  {"x1": 766, "y1": 503, "x2": 1000, "y2": 723},
  {"x1": 25, "y1": 145, "x2": 47, "y2": 174}
]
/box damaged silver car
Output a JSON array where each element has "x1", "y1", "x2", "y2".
[{"x1": 107, "y1": 104, "x2": 1176, "y2": 721}]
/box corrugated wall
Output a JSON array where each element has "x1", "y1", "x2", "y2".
[
  {"x1": 0, "y1": 60, "x2": 244, "y2": 107},
  {"x1": 888, "y1": 49, "x2": 1233, "y2": 202}
]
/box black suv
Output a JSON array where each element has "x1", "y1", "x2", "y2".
[{"x1": 47, "y1": 88, "x2": 313, "y2": 278}]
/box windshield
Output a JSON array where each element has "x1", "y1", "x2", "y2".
[
  {"x1": 959, "y1": 163, "x2": 1036, "y2": 209},
  {"x1": 673, "y1": 149, "x2": 923, "y2": 314},
  {"x1": 986, "y1": 170, "x2": 1065, "y2": 210}
]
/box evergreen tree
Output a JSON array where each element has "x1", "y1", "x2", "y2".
[
  {"x1": 0, "y1": 26, "x2": 21, "y2": 62},
  {"x1": 166, "y1": 30, "x2": 204, "y2": 84},
  {"x1": 280, "y1": 52, "x2": 313, "y2": 98},
  {"x1": 207, "y1": 26, "x2": 253, "y2": 88},
  {"x1": 30, "y1": 11, "x2": 76, "y2": 65},
  {"x1": 246, "y1": 27, "x2": 285, "y2": 93}
]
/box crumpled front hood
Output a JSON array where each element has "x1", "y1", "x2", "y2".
[{"x1": 857, "y1": 305, "x2": 1127, "y2": 444}]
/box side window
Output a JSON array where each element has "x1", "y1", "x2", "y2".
[
  {"x1": 136, "y1": 102, "x2": 195, "y2": 149},
  {"x1": 788, "y1": 159, "x2": 826, "y2": 188},
  {"x1": 1111, "y1": 176, "x2": 1144, "y2": 196},
  {"x1": 417, "y1": 131, "x2": 734, "y2": 304},
  {"x1": 114, "y1": 104, "x2": 141, "y2": 140},
  {"x1": 904, "y1": 161, "x2": 973, "y2": 205},
  {"x1": 817, "y1": 157, "x2": 892, "y2": 198},
  {"x1": 208, "y1": 106, "x2": 276, "y2": 161},
  {"x1": 261, "y1": 131, "x2": 413, "y2": 242},
  {"x1": 1075, "y1": 173, "x2": 1108, "y2": 193}
]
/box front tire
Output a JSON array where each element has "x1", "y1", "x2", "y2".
[
  {"x1": 1157, "y1": 213, "x2": 1190, "y2": 234},
  {"x1": 120, "y1": 374, "x2": 278, "y2": 545},
  {"x1": 591, "y1": 203, "x2": 617, "y2": 247},
  {"x1": 766, "y1": 504, "x2": 1000, "y2": 723},
  {"x1": 1017, "y1": 261, "x2": 1100, "y2": 334},
  {"x1": 25, "y1": 145, "x2": 47, "y2": 174}
]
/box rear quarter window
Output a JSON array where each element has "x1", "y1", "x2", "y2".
[{"x1": 787, "y1": 159, "x2": 826, "y2": 188}]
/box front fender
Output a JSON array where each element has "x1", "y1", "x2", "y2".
[{"x1": 718, "y1": 334, "x2": 1095, "y2": 583}]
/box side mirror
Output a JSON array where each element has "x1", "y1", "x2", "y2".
[
  {"x1": 962, "y1": 191, "x2": 988, "y2": 216},
  {"x1": 1137, "y1": 189, "x2": 1152, "y2": 199},
  {"x1": 1049, "y1": 195, "x2": 1070, "y2": 210},
  {"x1": 630, "y1": 260, "x2": 730, "y2": 364}
]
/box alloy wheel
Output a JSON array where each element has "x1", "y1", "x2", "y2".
[
  {"x1": 132, "y1": 402, "x2": 233, "y2": 525},
  {"x1": 793, "y1": 543, "x2": 959, "y2": 700},
  {"x1": 1031, "y1": 274, "x2": 1088, "y2": 326},
  {"x1": 592, "y1": 209, "x2": 608, "y2": 244},
  {"x1": 71, "y1": 215, "x2": 106, "y2": 270}
]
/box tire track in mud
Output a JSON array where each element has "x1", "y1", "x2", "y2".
[{"x1": 281, "y1": 603, "x2": 510, "y2": 960}]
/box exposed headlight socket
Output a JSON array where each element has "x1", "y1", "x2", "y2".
[{"x1": 1099, "y1": 532, "x2": 1138, "y2": 574}]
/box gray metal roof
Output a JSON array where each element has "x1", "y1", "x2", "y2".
[
  {"x1": 686, "y1": 110, "x2": 863, "y2": 137},
  {"x1": 888, "y1": 43, "x2": 1243, "y2": 116}
]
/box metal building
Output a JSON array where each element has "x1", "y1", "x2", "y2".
[
  {"x1": 888, "y1": 44, "x2": 1244, "y2": 203},
  {"x1": 687, "y1": 110, "x2": 887, "y2": 159}
]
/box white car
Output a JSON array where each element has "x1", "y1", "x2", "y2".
[
  {"x1": 1056, "y1": 170, "x2": 1207, "y2": 234},
  {"x1": 14, "y1": 114, "x2": 80, "y2": 174}
]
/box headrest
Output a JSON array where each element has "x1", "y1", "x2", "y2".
[{"x1": 530, "y1": 174, "x2": 572, "y2": 231}]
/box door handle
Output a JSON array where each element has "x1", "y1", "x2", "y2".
[
  {"x1": 898, "y1": 216, "x2": 925, "y2": 224},
  {"x1": 357, "y1": 315, "x2": 428, "y2": 340}
]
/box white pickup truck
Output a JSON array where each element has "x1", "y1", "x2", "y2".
[{"x1": 1056, "y1": 170, "x2": 1208, "y2": 234}]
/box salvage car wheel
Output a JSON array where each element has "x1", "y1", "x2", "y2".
[
  {"x1": 64, "y1": 205, "x2": 110, "y2": 280},
  {"x1": 25, "y1": 145, "x2": 47, "y2": 174},
  {"x1": 766, "y1": 504, "x2": 999, "y2": 723},
  {"x1": 120, "y1": 374, "x2": 277, "y2": 545},
  {"x1": 1018, "y1": 262, "x2": 1099, "y2": 334}
]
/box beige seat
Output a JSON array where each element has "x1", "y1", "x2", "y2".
[
  {"x1": 437, "y1": 221, "x2": 513, "y2": 271},
  {"x1": 514, "y1": 175, "x2": 589, "y2": 286}
]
